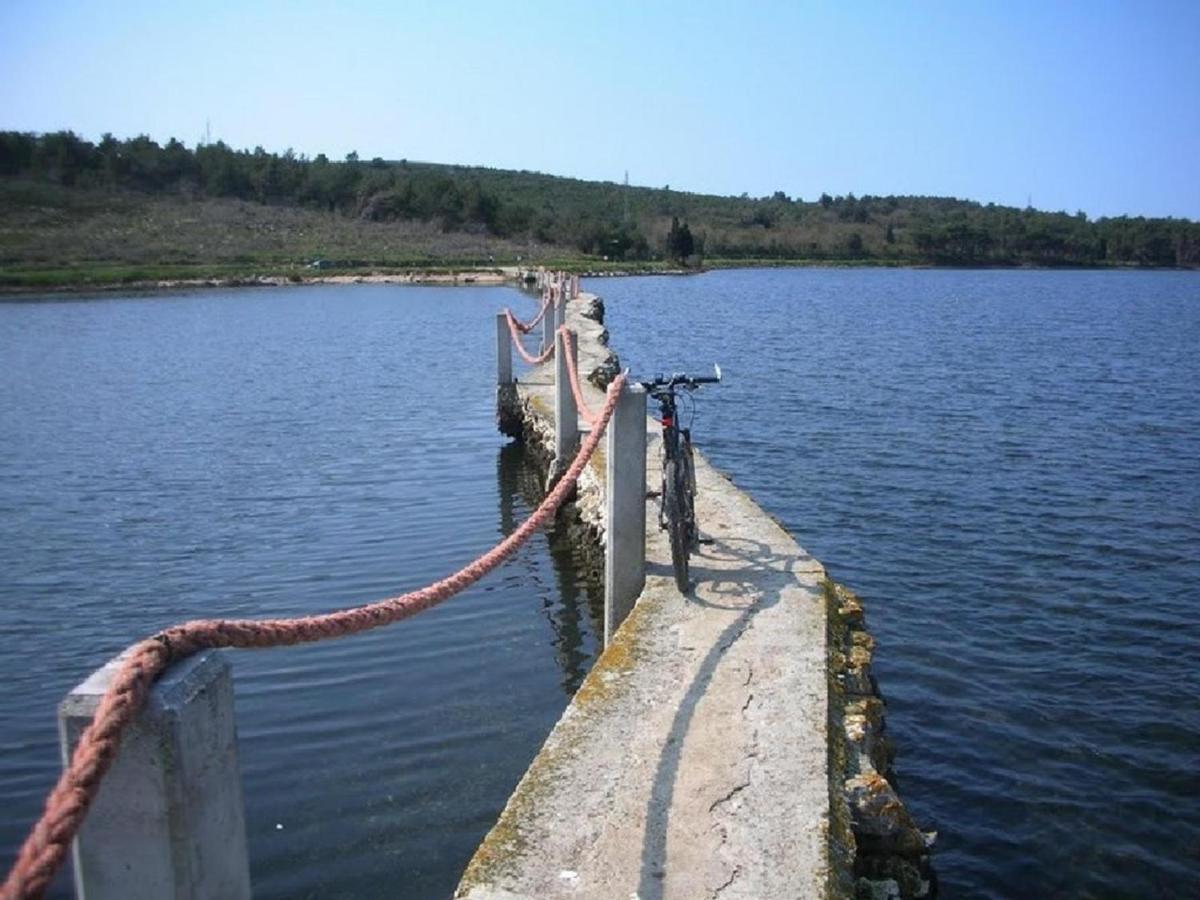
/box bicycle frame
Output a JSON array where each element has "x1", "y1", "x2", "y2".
[
  {"x1": 640, "y1": 370, "x2": 719, "y2": 590},
  {"x1": 653, "y1": 388, "x2": 685, "y2": 463}
]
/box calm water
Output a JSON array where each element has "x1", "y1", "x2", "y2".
[
  {"x1": 596, "y1": 268, "x2": 1200, "y2": 899},
  {"x1": 0, "y1": 285, "x2": 604, "y2": 898}
]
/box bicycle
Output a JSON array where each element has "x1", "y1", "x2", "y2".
[{"x1": 640, "y1": 365, "x2": 722, "y2": 592}]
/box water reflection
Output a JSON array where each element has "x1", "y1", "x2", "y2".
[
  {"x1": 0, "y1": 284, "x2": 617, "y2": 898},
  {"x1": 495, "y1": 440, "x2": 604, "y2": 696}
]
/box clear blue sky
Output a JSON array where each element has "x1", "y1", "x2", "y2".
[{"x1": 2, "y1": 0, "x2": 1197, "y2": 219}]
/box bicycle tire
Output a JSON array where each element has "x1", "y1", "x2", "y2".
[
  {"x1": 664, "y1": 458, "x2": 690, "y2": 592},
  {"x1": 681, "y1": 434, "x2": 698, "y2": 550}
]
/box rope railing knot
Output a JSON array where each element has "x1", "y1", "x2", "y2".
[
  {"x1": 151, "y1": 631, "x2": 175, "y2": 661},
  {"x1": 505, "y1": 308, "x2": 555, "y2": 365},
  {"x1": 507, "y1": 293, "x2": 551, "y2": 334}
]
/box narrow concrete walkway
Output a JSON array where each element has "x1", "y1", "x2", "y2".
[{"x1": 457, "y1": 295, "x2": 834, "y2": 900}]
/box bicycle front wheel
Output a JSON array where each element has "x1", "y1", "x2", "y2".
[{"x1": 664, "y1": 458, "x2": 690, "y2": 592}]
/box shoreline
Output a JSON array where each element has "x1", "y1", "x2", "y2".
[
  {"x1": 0, "y1": 269, "x2": 516, "y2": 298},
  {"x1": 1, "y1": 258, "x2": 1195, "y2": 298}
]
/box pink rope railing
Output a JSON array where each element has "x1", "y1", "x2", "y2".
[
  {"x1": 559, "y1": 326, "x2": 598, "y2": 425},
  {"x1": 1, "y1": 374, "x2": 627, "y2": 900}
]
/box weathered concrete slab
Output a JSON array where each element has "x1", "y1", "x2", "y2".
[{"x1": 460, "y1": 293, "x2": 835, "y2": 899}]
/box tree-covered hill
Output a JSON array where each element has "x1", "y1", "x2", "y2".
[{"x1": 2, "y1": 130, "x2": 1197, "y2": 283}]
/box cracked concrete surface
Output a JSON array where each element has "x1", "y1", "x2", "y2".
[{"x1": 456, "y1": 291, "x2": 833, "y2": 900}]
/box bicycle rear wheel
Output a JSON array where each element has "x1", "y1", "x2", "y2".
[{"x1": 664, "y1": 458, "x2": 690, "y2": 592}]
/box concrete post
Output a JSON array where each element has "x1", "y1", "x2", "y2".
[
  {"x1": 604, "y1": 383, "x2": 647, "y2": 646},
  {"x1": 542, "y1": 288, "x2": 556, "y2": 354},
  {"x1": 497, "y1": 312, "x2": 512, "y2": 385},
  {"x1": 553, "y1": 328, "x2": 579, "y2": 475},
  {"x1": 59, "y1": 650, "x2": 251, "y2": 900},
  {"x1": 554, "y1": 291, "x2": 566, "y2": 331}
]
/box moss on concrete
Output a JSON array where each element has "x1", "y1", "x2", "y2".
[{"x1": 456, "y1": 548, "x2": 661, "y2": 897}]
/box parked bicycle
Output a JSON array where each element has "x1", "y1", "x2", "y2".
[{"x1": 640, "y1": 366, "x2": 722, "y2": 591}]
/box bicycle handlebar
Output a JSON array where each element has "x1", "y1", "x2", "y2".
[
  {"x1": 640, "y1": 375, "x2": 716, "y2": 391},
  {"x1": 639, "y1": 364, "x2": 723, "y2": 391}
]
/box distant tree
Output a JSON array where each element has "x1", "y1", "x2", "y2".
[
  {"x1": 665, "y1": 216, "x2": 695, "y2": 262},
  {"x1": 679, "y1": 222, "x2": 694, "y2": 258},
  {"x1": 885, "y1": 223, "x2": 896, "y2": 244},
  {"x1": 255, "y1": 154, "x2": 286, "y2": 203},
  {"x1": 33, "y1": 130, "x2": 94, "y2": 185},
  {"x1": 161, "y1": 138, "x2": 194, "y2": 184},
  {"x1": 0, "y1": 131, "x2": 36, "y2": 175},
  {"x1": 819, "y1": 192, "x2": 833, "y2": 209},
  {"x1": 750, "y1": 208, "x2": 774, "y2": 228}
]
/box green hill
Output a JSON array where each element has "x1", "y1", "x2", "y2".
[{"x1": 1, "y1": 130, "x2": 1197, "y2": 288}]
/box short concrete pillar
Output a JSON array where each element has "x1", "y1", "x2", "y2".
[
  {"x1": 541, "y1": 289, "x2": 556, "y2": 354},
  {"x1": 554, "y1": 292, "x2": 566, "y2": 331},
  {"x1": 604, "y1": 383, "x2": 647, "y2": 646},
  {"x1": 553, "y1": 328, "x2": 579, "y2": 476},
  {"x1": 497, "y1": 312, "x2": 512, "y2": 385},
  {"x1": 59, "y1": 650, "x2": 251, "y2": 900}
]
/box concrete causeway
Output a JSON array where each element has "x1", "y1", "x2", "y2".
[{"x1": 456, "y1": 293, "x2": 837, "y2": 899}]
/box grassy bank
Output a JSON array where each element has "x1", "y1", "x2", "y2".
[
  {"x1": 0, "y1": 179, "x2": 585, "y2": 290},
  {"x1": 3, "y1": 147, "x2": 1198, "y2": 293}
]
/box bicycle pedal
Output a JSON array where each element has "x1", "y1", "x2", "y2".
[
  {"x1": 698, "y1": 537, "x2": 715, "y2": 545},
  {"x1": 646, "y1": 490, "x2": 661, "y2": 499}
]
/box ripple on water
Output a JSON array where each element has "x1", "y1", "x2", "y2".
[
  {"x1": 596, "y1": 268, "x2": 1200, "y2": 899},
  {"x1": 0, "y1": 285, "x2": 602, "y2": 898}
]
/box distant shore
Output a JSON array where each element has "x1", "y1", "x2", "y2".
[
  {"x1": 0, "y1": 268, "x2": 514, "y2": 297},
  {"x1": 0, "y1": 265, "x2": 678, "y2": 297},
  {"x1": 1, "y1": 257, "x2": 1194, "y2": 297}
]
